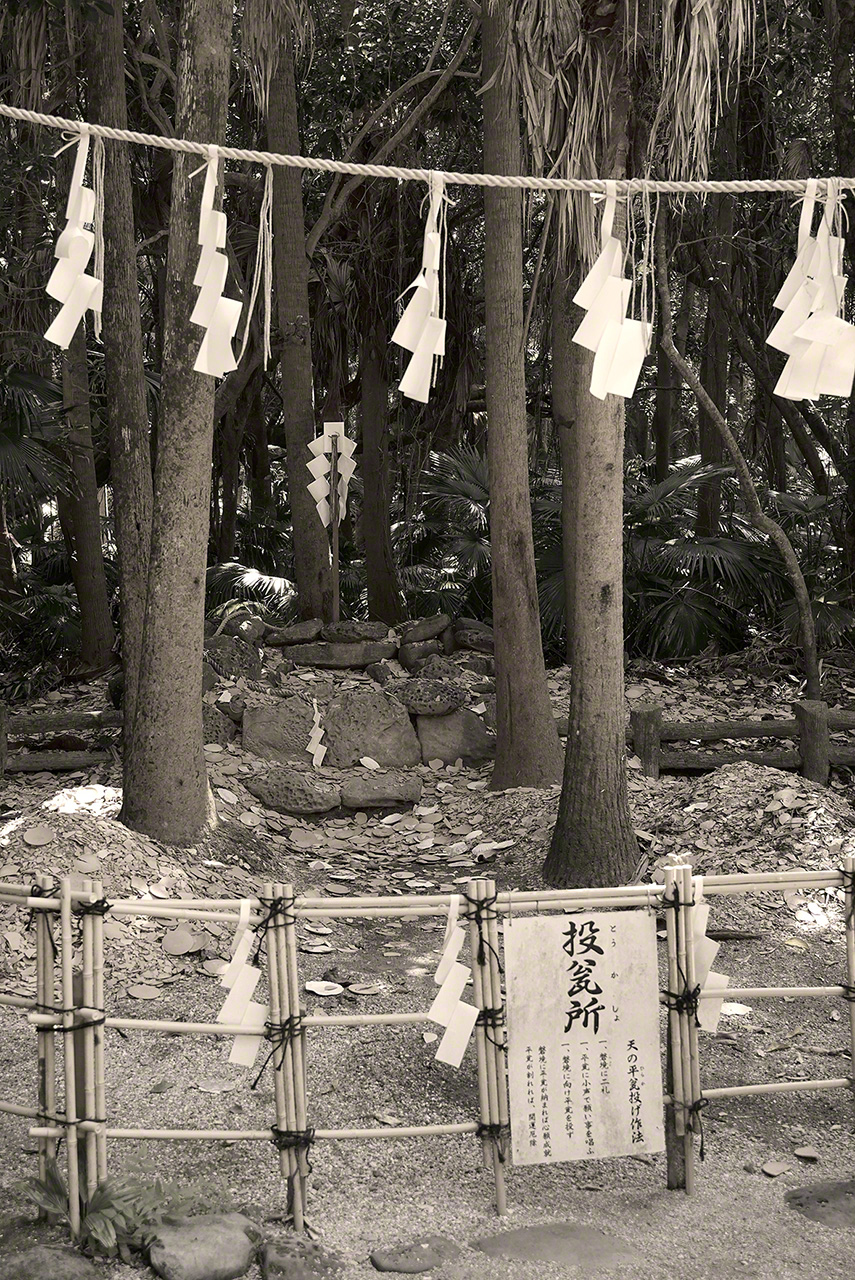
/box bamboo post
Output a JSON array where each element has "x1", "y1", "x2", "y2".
[
  {"x1": 674, "y1": 865, "x2": 696, "y2": 1193},
  {"x1": 265, "y1": 881, "x2": 303, "y2": 1232},
  {"x1": 280, "y1": 883, "x2": 311, "y2": 1220},
  {"x1": 60, "y1": 877, "x2": 81, "y2": 1233},
  {"x1": 794, "y1": 700, "x2": 830, "y2": 785},
  {"x1": 680, "y1": 866, "x2": 702, "y2": 1192},
  {"x1": 92, "y1": 878, "x2": 107, "y2": 1182},
  {"x1": 483, "y1": 877, "x2": 509, "y2": 1215},
  {"x1": 329, "y1": 434, "x2": 340, "y2": 624},
  {"x1": 35, "y1": 874, "x2": 56, "y2": 1194},
  {"x1": 630, "y1": 705, "x2": 662, "y2": 779},
  {"x1": 466, "y1": 879, "x2": 505, "y2": 1210},
  {"x1": 663, "y1": 865, "x2": 686, "y2": 1190},
  {"x1": 465, "y1": 880, "x2": 493, "y2": 1171},
  {"x1": 77, "y1": 881, "x2": 98, "y2": 1197},
  {"x1": 844, "y1": 854, "x2": 855, "y2": 1115}
]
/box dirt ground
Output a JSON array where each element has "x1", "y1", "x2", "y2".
[{"x1": 1, "y1": 655, "x2": 854, "y2": 1277}]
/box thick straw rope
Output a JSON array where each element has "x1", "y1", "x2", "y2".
[{"x1": 2, "y1": 103, "x2": 853, "y2": 196}]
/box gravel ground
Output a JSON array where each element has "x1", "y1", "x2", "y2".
[{"x1": 2, "y1": 663, "x2": 855, "y2": 1277}]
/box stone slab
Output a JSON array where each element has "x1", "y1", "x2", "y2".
[
  {"x1": 400, "y1": 614, "x2": 452, "y2": 646},
  {"x1": 340, "y1": 771, "x2": 422, "y2": 809},
  {"x1": 262, "y1": 1237, "x2": 344, "y2": 1279},
  {"x1": 785, "y1": 1179, "x2": 855, "y2": 1227},
  {"x1": 242, "y1": 698, "x2": 316, "y2": 763},
  {"x1": 245, "y1": 768, "x2": 341, "y2": 814},
  {"x1": 286, "y1": 642, "x2": 397, "y2": 669},
  {"x1": 416, "y1": 708, "x2": 495, "y2": 763},
  {"x1": 370, "y1": 1233, "x2": 462, "y2": 1273},
  {"x1": 324, "y1": 689, "x2": 421, "y2": 768},
  {"x1": 473, "y1": 1222, "x2": 639, "y2": 1272}
]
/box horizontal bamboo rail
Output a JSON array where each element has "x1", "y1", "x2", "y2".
[
  {"x1": 27, "y1": 1010, "x2": 431, "y2": 1034},
  {"x1": 29, "y1": 1121, "x2": 481, "y2": 1141}
]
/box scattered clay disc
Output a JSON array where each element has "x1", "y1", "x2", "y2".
[
  {"x1": 196, "y1": 1077, "x2": 236, "y2": 1094},
  {"x1": 348, "y1": 982, "x2": 385, "y2": 996},
  {"x1": 762, "y1": 1161, "x2": 791, "y2": 1178},
  {"x1": 305, "y1": 980, "x2": 344, "y2": 996},
  {"x1": 22, "y1": 826, "x2": 55, "y2": 847},
  {"x1": 304, "y1": 923, "x2": 333, "y2": 936},
  {"x1": 301, "y1": 942, "x2": 334, "y2": 954},
  {"x1": 203, "y1": 959, "x2": 229, "y2": 976},
  {"x1": 126, "y1": 984, "x2": 162, "y2": 1000},
  {"x1": 162, "y1": 927, "x2": 198, "y2": 956},
  {"x1": 794, "y1": 1146, "x2": 821, "y2": 1162}
]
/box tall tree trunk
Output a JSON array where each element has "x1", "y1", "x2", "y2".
[
  {"x1": 60, "y1": 329, "x2": 116, "y2": 667},
  {"x1": 482, "y1": 3, "x2": 563, "y2": 789},
  {"x1": 217, "y1": 411, "x2": 243, "y2": 562},
  {"x1": 0, "y1": 493, "x2": 19, "y2": 594},
  {"x1": 268, "y1": 34, "x2": 333, "y2": 619},
  {"x1": 86, "y1": 0, "x2": 153, "y2": 728},
  {"x1": 122, "y1": 0, "x2": 232, "y2": 843},
  {"x1": 545, "y1": 16, "x2": 637, "y2": 888},
  {"x1": 361, "y1": 321, "x2": 405, "y2": 624},
  {"x1": 551, "y1": 261, "x2": 587, "y2": 665}
]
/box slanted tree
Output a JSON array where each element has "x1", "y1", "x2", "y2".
[
  {"x1": 481, "y1": 1, "x2": 564, "y2": 789},
  {"x1": 122, "y1": 0, "x2": 233, "y2": 843}
]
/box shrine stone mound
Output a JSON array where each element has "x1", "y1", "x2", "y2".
[
  {"x1": 321, "y1": 620, "x2": 391, "y2": 643},
  {"x1": 395, "y1": 677, "x2": 466, "y2": 717},
  {"x1": 245, "y1": 767, "x2": 340, "y2": 814},
  {"x1": 202, "y1": 702, "x2": 237, "y2": 746},
  {"x1": 416, "y1": 708, "x2": 495, "y2": 763},
  {"x1": 399, "y1": 613, "x2": 452, "y2": 646},
  {"x1": 398, "y1": 639, "x2": 441, "y2": 671},
  {"x1": 285, "y1": 641, "x2": 397, "y2": 668},
  {"x1": 266, "y1": 619, "x2": 323, "y2": 646},
  {"x1": 242, "y1": 697, "x2": 317, "y2": 763},
  {"x1": 204, "y1": 635, "x2": 263, "y2": 682},
  {"x1": 324, "y1": 688, "x2": 421, "y2": 768},
  {"x1": 340, "y1": 770, "x2": 422, "y2": 809}
]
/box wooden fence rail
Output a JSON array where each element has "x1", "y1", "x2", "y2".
[{"x1": 627, "y1": 699, "x2": 855, "y2": 783}]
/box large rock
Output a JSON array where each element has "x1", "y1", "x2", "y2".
[
  {"x1": 324, "y1": 689, "x2": 421, "y2": 768},
  {"x1": 416, "y1": 709, "x2": 495, "y2": 763},
  {"x1": 203, "y1": 703, "x2": 237, "y2": 746},
  {"x1": 0, "y1": 1246, "x2": 98, "y2": 1280},
  {"x1": 473, "y1": 1222, "x2": 638, "y2": 1271},
  {"x1": 370, "y1": 1234, "x2": 461, "y2": 1273},
  {"x1": 398, "y1": 639, "x2": 441, "y2": 672},
  {"x1": 417, "y1": 654, "x2": 461, "y2": 680},
  {"x1": 400, "y1": 614, "x2": 452, "y2": 646},
  {"x1": 321, "y1": 620, "x2": 391, "y2": 643},
  {"x1": 286, "y1": 641, "x2": 397, "y2": 669},
  {"x1": 266, "y1": 619, "x2": 323, "y2": 646},
  {"x1": 454, "y1": 628, "x2": 494, "y2": 654},
  {"x1": 204, "y1": 635, "x2": 263, "y2": 681},
  {"x1": 262, "y1": 1237, "x2": 344, "y2": 1279},
  {"x1": 243, "y1": 698, "x2": 316, "y2": 763},
  {"x1": 148, "y1": 1212, "x2": 261, "y2": 1280},
  {"x1": 340, "y1": 771, "x2": 422, "y2": 809},
  {"x1": 786, "y1": 1179, "x2": 855, "y2": 1226},
  {"x1": 221, "y1": 610, "x2": 266, "y2": 644},
  {"x1": 246, "y1": 768, "x2": 341, "y2": 814},
  {"x1": 395, "y1": 678, "x2": 465, "y2": 717}
]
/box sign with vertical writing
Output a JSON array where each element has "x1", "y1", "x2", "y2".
[{"x1": 504, "y1": 911, "x2": 664, "y2": 1165}]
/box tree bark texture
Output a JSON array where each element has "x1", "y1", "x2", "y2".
[
  {"x1": 695, "y1": 208, "x2": 732, "y2": 533},
  {"x1": 121, "y1": 0, "x2": 232, "y2": 843},
  {"x1": 268, "y1": 35, "x2": 333, "y2": 620},
  {"x1": 545, "y1": 10, "x2": 638, "y2": 888},
  {"x1": 656, "y1": 221, "x2": 821, "y2": 699},
  {"x1": 86, "y1": 0, "x2": 153, "y2": 727},
  {"x1": 551, "y1": 262, "x2": 588, "y2": 665},
  {"x1": 360, "y1": 322, "x2": 405, "y2": 624},
  {"x1": 59, "y1": 329, "x2": 116, "y2": 668},
  {"x1": 216, "y1": 410, "x2": 244, "y2": 563},
  {"x1": 482, "y1": 5, "x2": 563, "y2": 789}
]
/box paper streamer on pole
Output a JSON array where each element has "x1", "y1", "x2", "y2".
[
  {"x1": 306, "y1": 698, "x2": 327, "y2": 768},
  {"x1": 768, "y1": 179, "x2": 855, "y2": 401},
  {"x1": 392, "y1": 172, "x2": 448, "y2": 403},
  {"x1": 306, "y1": 422, "x2": 356, "y2": 529},
  {"x1": 571, "y1": 181, "x2": 650, "y2": 400},
  {"x1": 191, "y1": 148, "x2": 242, "y2": 378},
  {"x1": 45, "y1": 130, "x2": 103, "y2": 349}
]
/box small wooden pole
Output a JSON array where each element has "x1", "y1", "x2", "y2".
[
  {"x1": 281, "y1": 883, "x2": 311, "y2": 1217},
  {"x1": 483, "y1": 877, "x2": 509, "y2": 1215},
  {"x1": 79, "y1": 881, "x2": 98, "y2": 1196},
  {"x1": 467, "y1": 879, "x2": 506, "y2": 1211},
  {"x1": 794, "y1": 699, "x2": 830, "y2": 784},
  {"x1": 35, "y1": 875, "x2": 51, "y2": 1194},
  {"x1": 630, "y1": 705, "x2": 662, "y2": 779},
  {"x1": 465, "y1": 880, "x2": 493, "y2": 1171},
  {"x1": 60, "y1": 877, "x2": 81, "y2": 1233},
  {"x1": 663, "y1": 865, "x2": 686, "y2": 1190},
  {"x1": 265, "y1": 881, "x2": 302, "y2": 1232},
  {"x1": 92, "y1": 878, "x2": 107, "y2": 1182},
  {"x1": 844, "y1": 854, "x2": 855, "y2": 1124},
  {"x1": 329, "y1": 433, "x2": 340, "y2": 624},
  {"x1": 680, "y1": 866, "x2": 702, "y2": 1193}
]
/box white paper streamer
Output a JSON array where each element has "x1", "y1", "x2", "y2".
[
  {"x1": 571, "y1": 181, "x2": 650, "y2": 400},
  {"x1": 769, "y1": 180, "x2": 855, "y2": 401},
  {"x1": 306, "y1": 422, "x2": 356, "y2": 529},
  {"x1": 191, "y1": 148, "x2": 242, "y2": 378},
  {"x1": 306, "y1": 697, "x2": 327, "y2": 768},
  {"x1": 392, "y1": 172, "x2": 448, "y2": 403},
  {"x1": 45, "y1": 131, "x2": 103, "y2": 349}
]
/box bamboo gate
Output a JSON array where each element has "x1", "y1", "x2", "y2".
[{"x1": 0, "y1": 861, "x2": 853, "y2": 1237}]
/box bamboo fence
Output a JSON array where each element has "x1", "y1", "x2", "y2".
[{"x1": 0, "y1": 863, "x2": 853, "y2": 1232}]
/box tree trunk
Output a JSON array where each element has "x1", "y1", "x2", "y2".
[
  {"x1": 268, "y1": 34, "x2": 333, "y2": 619},
  {"x1": 86, "y1": 0, "x2": 153, "y2": 727},
  {"x1": 361, "y1": 322, "x2": 405, "y2": 624},
  {"x1": 482, "y1": 3, "x2": 563, "y2": 789},
  {"x1": 59, "y1": 329, "x2": 116, "y2": 668},
  {"x1": 695, "y1": 230, "x2": 731, "y2": 532},
  {"x1": 217, "y1": 411, "x2": 243, "y2": 563},
  {"x1": 551, "y1": 261, "x2": 587, "y2": 665},
  {"x1": 0, "y1": 493, "x2": 19, "y2": 594},
  {"x1": 545, "y1": 13, "x2": 638, "y2": 888},
  {"x1": 121, "y1": 0, "x2": 232, "y2": 843}
]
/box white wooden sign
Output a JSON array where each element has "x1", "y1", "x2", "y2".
[{"x1": 504, "y1": 910, "x2": 664, "y2": 1165}]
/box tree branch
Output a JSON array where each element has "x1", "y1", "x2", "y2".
[{"x1": 656, "y1": 219, "x2": 821, "y2": 697}]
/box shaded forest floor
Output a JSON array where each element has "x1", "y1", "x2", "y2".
[{"x1": 1, "y1": 652, "x2": 855, "y2": 1277}]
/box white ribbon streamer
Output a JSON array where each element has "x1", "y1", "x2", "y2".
[
  {"x1": 191, "y1": 147, "x2": 242, "y2": 378},
  {"x1": 392, "y1": 172, "x2": 448, "y2": 403},
  {"x1": 45, "y1": 130, "x2": 103, "y2": 349}
]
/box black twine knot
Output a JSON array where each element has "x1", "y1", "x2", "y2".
[
  {"x1": 251, "y1": 895, "x2": 296, "y2": 965},
  {"x1": 461, "y1": 891, "x2": 503, "y2": 973},
  {"x1": 841, "y1": 983, "x2": 855, "y2": 1005},
  {"x1": 475, "y1": 1121, "x2": 511, "y2": 1162},
  {"x1": 476, "y1": 1006, "x2": 507, "y2": 1051},
  {"x1": 270, "y1": 1125, "x2": 315, "y2": 1173},
  {"x1": 688, "y1": 1097, "x2": 709, "y2": 1161},
  {"x1": 662, "y1": 984, "x2": 702, "y2": 1025},
  {"x1": 26, "y1": 883, "x2": 60, "y2": 955},
  {"x1": 72, "y1": 897, "x2": 112, "y2": 942},
  {"x1": 251, "y1": 1016, "x2": 303, "y2": 1090}
]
